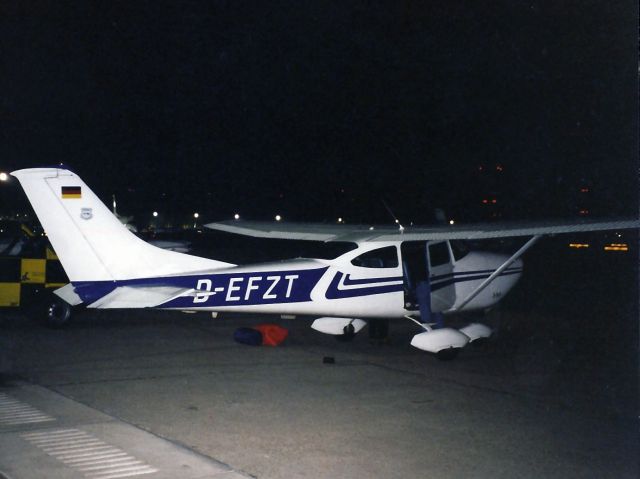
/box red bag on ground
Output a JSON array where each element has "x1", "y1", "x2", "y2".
[{"x1": 253, "y1": 324, "x2": 289, "y2": 346}]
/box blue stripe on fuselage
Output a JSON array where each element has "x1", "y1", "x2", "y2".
[
  {"x1": 325, "y1": 272, "x2": 404, "y2": 299},
  {"x1": 431, "y1": 268, "x2": 522, "y2": 291},
  {"x1": 73, "y1": 267, "x2": 329, "y2": 308}
]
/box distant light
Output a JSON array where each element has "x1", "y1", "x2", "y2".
[
  {"x1": 275, "y1": 214, "x2": 282, "y2": 221},
  {"x1": 152, "y1": 211, "x2": 158, "y2": 217},
  {"x1": 394, "y1": 219, "x2": 399, "y2": 224},
  {"x1": 369, "y1": 226, "x2": 375, "y2": 230},
  {"x1": 0, "y1": 172, "x2": 8, "y2": 181},
  {"x1": 569, "y1": 243, "x2": 590, "y2": 249},
  {"x1": 449, "y1": 219, "x2": 455, "y2": 225},
  {"x1": 234, "y1": 213, "x2": 240, "y2": 220},
  {"x1": 604, "y1": 243, "x2": 628, "y2": 252},
  {"x1": 194, "y1": 212, "x2": 199, "y2": 219},
  {"x1": 337, "y1": 217, "x2": 343, "y2": 223}
]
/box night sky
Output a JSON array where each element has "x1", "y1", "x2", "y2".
[{"x1": 0, "y1": 2, "x2": 637, "y2": 227}]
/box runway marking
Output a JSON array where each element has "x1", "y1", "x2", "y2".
[
  {"x1": 0, "y1": 393, "x2": 55, "y2": 425},
  {"x1": 22, "y1": 428, "x2": 158, "y2": 478}
]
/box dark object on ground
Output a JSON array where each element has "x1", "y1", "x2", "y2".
[
  {"x1": 254, "y1": 324, "x2": 289, "y2": 346},
  {"x1": 323, "y1": 356, "x2": 335, "y2": 364},
  {"x1": 233, "y1": 327, "x2": 263, "y2": 346},
  {"x1": 368, "y1": 318, "x2": 389, "y2": 340}
]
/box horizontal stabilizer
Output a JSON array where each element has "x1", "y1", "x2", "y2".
[
  {"x1": 54, "y1": 284, "x2": 83, "y2": 306},
  {"x1": 87, "y1": 286, "x2": 189, "y2": 309}
]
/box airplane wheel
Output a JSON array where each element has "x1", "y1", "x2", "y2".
[
  {"x1": 45, "y1": 299, "x2": 72, "y2": 329},
  {"x1": 436, "y1": 348, "x2": 460, "y2": 361},
  {"x1": 335, "y1": 323, "x2": 356, "y2": 342}
]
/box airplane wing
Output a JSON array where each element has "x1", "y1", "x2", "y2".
[
  {"x1": 205, "y1": 220, "x2": 390, "y2": 242},
  {"x1": 206, "y1": 218, "x2": 639, "y2": 242}
]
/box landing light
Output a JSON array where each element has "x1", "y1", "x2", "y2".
[
  {"x1": 234, "y1": 213, "x2": 240, "y2": 220},
  {"x1": 449, "y1": 219, "x2": 455, "y2": 225},
  {"x1": 152, "y1": 211, "x2": 158, "y2": 217},
  {"x1": 0, "y1": 172, "x2": 8, "y2": 181},
  {"x1": 193, "y1": 212, "x2": 199, "y2": 219},
  {"x1": 275, "y1": 215, "x2": 282, "y2": 221}
]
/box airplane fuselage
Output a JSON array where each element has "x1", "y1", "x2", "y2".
[{"x1": 73, "y1": 240, "x2": 523, "y2": 318}]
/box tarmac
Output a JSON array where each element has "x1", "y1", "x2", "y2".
[{"x1": 0, "y1": 241, "x2": 638, "y2": 478}]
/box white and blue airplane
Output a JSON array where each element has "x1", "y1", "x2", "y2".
[{"x1": 11, "y1": 167, "x2": 639, "y2": 358}]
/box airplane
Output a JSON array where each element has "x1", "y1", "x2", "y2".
[{"x1": 11, "y1": 166, "x2": 639, "y2": 359}]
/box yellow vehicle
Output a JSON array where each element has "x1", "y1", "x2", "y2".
[{"x1": 0, "y1": 221, "x2": 69, "y2": 326}]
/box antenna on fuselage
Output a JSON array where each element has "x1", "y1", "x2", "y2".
[{"x1": 382, "y1": 199, "x2": 405, "y2": 232}]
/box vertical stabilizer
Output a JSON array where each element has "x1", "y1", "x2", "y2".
[{"x1": 11, "y1": 167, "x2": 232, "y2": 282}]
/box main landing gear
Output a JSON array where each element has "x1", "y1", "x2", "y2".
[{"x1": 406, "y1": 316, "x2": 492, "y2": 360}]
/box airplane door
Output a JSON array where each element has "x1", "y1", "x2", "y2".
[
  {"x1": 427, "y1": 241, "x2": 455, "y2": 311},
  {"x1": 400, "y1": 241, "x2": 427, "y2": 310},
  {"x1": 401, "y1": 241, "x2": 455, "y2": 312}
]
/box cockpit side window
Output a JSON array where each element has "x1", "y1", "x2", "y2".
[
  {"x1": 351, "y1": 246, "x2": 399, "y2": 268},
  {"x1": 450, "y1": 240, "x2": 470, "y2": 261},
  {"x1": 428, "y1": 241, "x2": 450, "y2": 267}
]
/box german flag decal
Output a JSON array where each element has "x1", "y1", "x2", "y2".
[{"x1": 61, "y1": 186, "x2": 82, "y2": 199}]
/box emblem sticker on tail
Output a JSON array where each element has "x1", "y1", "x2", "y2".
[{"x1": 80, "y1": 207, "x2": 93, "y2": 220}]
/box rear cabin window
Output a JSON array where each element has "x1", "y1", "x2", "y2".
[
  {"x1": 450, "y1": 240, "x2": 470, "y2": 261},
  {"x1": 428, "y1": 242, "x2": 450, "y2": 267},
  {"x1": 351, "y1": 246, "x2": 399, "y2": 268}
]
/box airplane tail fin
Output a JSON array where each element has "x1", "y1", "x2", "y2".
[{"x1": 11, "y1": 167, "x2": 232, "y2": 282}]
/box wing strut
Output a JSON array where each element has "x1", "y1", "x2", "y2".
[{"x1": 452, "y1": 235, "x2": 542, "y2": 312}]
